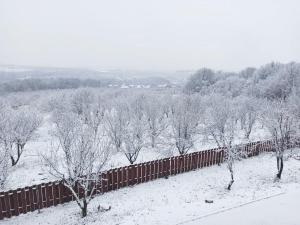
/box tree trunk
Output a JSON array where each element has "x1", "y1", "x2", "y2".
[
  {"x1": 276, "y1": 156, "x2": 284, "y2": 179},
  {"x1": 10, "y1": 144, "x2": 23, "y2": 166},
  {"x1": 116, "y1": 139, "x2": 121, "y2": 152},
  {"x1": 10, "y1": 156, "x2": 16, "y2": 166},
  {"x1": 245, "y1": 130, "x2": 251, "y2": 140},
  {"x1": 81, "y1": 199, "x2": 88, "y2": 217},
  {"x1": 227, "y1": 167, "x2": 234, "y2": 190},
  {"x1": 151, "y1": 136, "x2": 155, "y2": 148}
]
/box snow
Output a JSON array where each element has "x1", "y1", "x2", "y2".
[
  {"x1": 3, "y1": 114, "x2": 271, "y2": 191},
  {"x1": 1, "y1": 149, "x2": 299, "y2": 225},
  {"x1": 183, "y1": 191, "x2": 300, "y2": 225}
]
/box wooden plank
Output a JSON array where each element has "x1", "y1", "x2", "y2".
[
  {"x1": 4, "y1": 192, "x2": 11, "y2": 218},
  {"x1": 0, "y1": 192, "x2": 6, "y2": 219},
  {"x1": 20, "y1": 188, "x2": 27, "y2": 214},
  {"x1": 16, "y1": 189, "x2": 23, "y2": 215}
]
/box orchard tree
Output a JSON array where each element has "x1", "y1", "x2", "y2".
[
  {"x1": 71, "y1": 88, "x2": 95, "y2": 118},
  {"x1": 10, "y1": 107, "x2": 42, "y2": 166},
  {"x1": 105, "y1": 98, "x2": 129, "y2": 152},
  {"x1": 85, "y1": 95, "x2": 106, "y2": 134},
  {"x1": 202, "y1": 94, "x2": 242, "y2": 190},
  {"x1": 144, "y1": 95, "x2": 168, "y2": 148},
  {"x1": 0, "y1": 102, "x2": 11, "y2": 188},
  {"x1": 0, "y1": 105, "x2": 15, "y2": 168},
  {"x1": 120, "y1": 95, "x2": 148, "y2": 164},
  {"x1": 42, "y1": 111, "x2": 111, "y2": 217},
  {"x1": 0, "y1": 147, "x2": 9, "y2": 189},
  {"x1": 235, "y1": 96, "x2": 258, "y2": 140},
  {"x1": 169, "y1": 95, "x2": 200, "y2": 155},
  {"x1": 260, "y1": 99, "x2": 297, "y2": 180}
]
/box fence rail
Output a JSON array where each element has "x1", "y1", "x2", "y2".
[{"x1": 0, "y1": 139, "x2": 284, "y2": 220}]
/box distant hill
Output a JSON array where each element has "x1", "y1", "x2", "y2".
[{"x1": 0, "y1": 65, "x2": 181, "y2": 93}]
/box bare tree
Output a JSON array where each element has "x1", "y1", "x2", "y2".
[
  {"x1": 144, "y1": 95, "x2": 168, "y2": 148},
  {"x1": 42, "y1": 111, "x2": 110, "y2": 217},
  {"x1": 10, "y1": 107, "x2": 42, "y2": 166},
  {"x1": 120, "y1": 95, "x2": 148, "y2": 164},
  {"x1": 0, "y1": 102, "x2": 12, "y2": 188},
  {"x1": 71, "y1": 88, "x2": 95, "y2": 118},
  {"x1": 202, "y1": 94, "x2": 241, "y2": 190},
  {"x1": 105, "y1": 98, "x2": 129, "y2": 152},
  {"x1": 169, "y1": 95, "x2": 200, "y2": 155},
  {"x1": 0, "y1": 106, "x2": 15, "y2": 167},
  {"x1": 235, "y1": 96, "x2": 258, "y2": 140},
  {"x1": 260, "y1": 99, "x2": 297, "y2": 180},
  {"x1": 0, "y1": 147, "x2": 9, "y2": 189}
]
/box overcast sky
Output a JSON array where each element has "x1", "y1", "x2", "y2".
[{"x1": 0, "y1": 0, "x2": 300, "y2": 72}]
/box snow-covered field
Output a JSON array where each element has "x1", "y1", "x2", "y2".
[
  {"x1": 2, "y1": 149, "x2": 299, "y2": 225},
  {"x1": 4, "y1": 114, "x2": 270, "y2": 191}
]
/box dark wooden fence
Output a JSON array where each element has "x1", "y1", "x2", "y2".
[{"x1": 0, "y1": 139, "x2": 280, "y2": 220}]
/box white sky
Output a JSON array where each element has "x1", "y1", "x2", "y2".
[{"x1": 0, "y1": 0, "x2": 300, "y2": 71}]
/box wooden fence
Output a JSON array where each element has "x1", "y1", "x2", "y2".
[{"x1": 0, "y1": 139, "x2": 280, "y2": 220}]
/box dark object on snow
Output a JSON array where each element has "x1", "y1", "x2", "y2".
[
  {"x1": 97, "y1": 205, "x2": 112, "y2": 212},
  {"x1": 205, "y1": 200, "x2": 214, "y2": 204}
]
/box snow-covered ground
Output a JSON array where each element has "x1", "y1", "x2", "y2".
[
  {"x1": 183, "y1": 191, "x2": 300, "y2": 225},
  {"x1": 4, "y1": 114, "x2": 270, "y2": 191},
  {"x1": 1, "y1": 149, "x2": 299, "y2": 225}
]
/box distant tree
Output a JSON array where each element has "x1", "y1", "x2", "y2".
[
  {"x1": 185, "y1": 68, "x2": 217, "y2": 93},
  {"x1": 120, "y1": 95, "x2": 148, "y2": 164},
  {"x1": 212, "y1": 76, "x2": 246, "y2": 97},
  {"x1": 0, "y1": 147, "x2": 9, "y2": 189},
  {"x1": 105, "y1": 98, "x2": 129, "y2": 152},
  {"x1": 239, "y1": 67, "x2": 256, "y2": 79},
  {"x1": 253, "y1": 62, "x2": 282, "y2": 82},
  {"x1": 84, "y1": 94, "x2": 106, "y2": 134},
  {"x1": 45, "y1": 92, "x2": 71, "y2": 113},
  {"x1": 71, "y1": 88, "x2": 95, "y2": 117},
  {"x1": 0, "y1": 102, "x2": 11, "y2": 188},
  {"x1": 169, "y1": 95, "x2": 200, "y2": 155},
  {"x1": 0, "y1": 105, "x2": 15, "y2": 168},
  {"x1": 235, "y1": 96, "x2": 259, "y2": 139},
  {"x1": 10, "y1": 107, "x2": 42, "y2": 166},
  {"x1": 144, "y1": 95, "x2": 168, "y2": 148}
]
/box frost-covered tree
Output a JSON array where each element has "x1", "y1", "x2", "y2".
[
  {"x1": 0, "y1": 105, "x2": 15, "y2": 167},
  {"x1": 260, "y1": 99, "x2": 297, "y2": 180},
  {"x1": 84, "y1": 95, "x2": 106, "y2": 134},
  {"x1": 105, "y1": 98, "x2": 129, "y2": 152},
  {"x1": 169, "y1": 95, "x2": 200, "y2": 155},
  {"x1": 71, "y1": 88, "x2": 95, "y2": 118},
  {"x1": 185, "y1": 68, "x2": 217, "y2": 94},
  {"x1": 144, "y1": 95, "x2": 168, "y2": 148},
  {"x1": 42, "y1": 111, "x2": 111, "y2": 217},
  {"x1": 44, "y1": 92, "x2": 71, "y2": 113},
  {"x1": 239, "y1": 67, "x2": 256, "y2": 79},
  {"x1": 251, "y1": 62, "x2": 300, "y2": 100},
  {"x1": 0, "y1": 147, "x2": 9, "y2": 189},
  {"x1": 202, "y1": 94, "x2": 241, "y2": 190},
  {"x1": 235, "y1": 96, "x2": 259, "y2": 140},
  {"x1": 0, "y1": 102, "x2": 11, "y2": 188},
  {"x1": 10, "y1": 107, "x2": 42, "y2": 166},
  {"x1": 120, "y1": 95, "x2": 148, "y2": 164}
]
